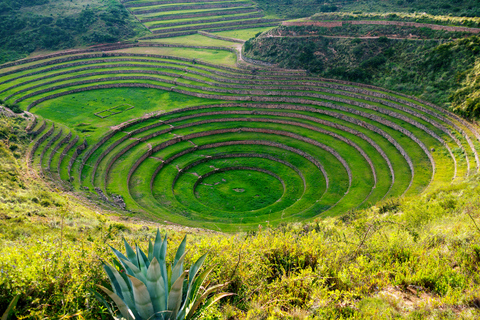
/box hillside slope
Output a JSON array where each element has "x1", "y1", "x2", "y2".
[
  {"x1": 243, "y1": 22, "x2": 480, "y2": 109},
  {"x1": 0, "y1": 0, "x2": 147, "y2": 64}
]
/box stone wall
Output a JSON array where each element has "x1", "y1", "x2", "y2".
[
  {"x1": 25, "y1": 115, "x2": 37, "y2": 132},
  {"x1": 193, "y1": 166, "x2": 285, "y2": 192},
  {"x1": 30, "y1": 120, "x2": 46, "y2": 137},
  {"x1": 152, "y1": 19, "x2": 281, "y2": 34},
  {"x1": 198, "y1": 31, "x2": 245, "y2": 43},
  {"x1": 58, "y1": 135, "x2": 79, "y2": 177},
  {"x1": 29, "y1": 124, "x2": 54, "y2": 165},
  {"x1": 125, "y1": 0, "x2": 223, "y2": 7},
  {"x1": 133, "y1": 2, "x2": 250, "y2": 15},
  {"x1": 40, "y1": 129, "x2": 62, "y2": 170},
  {"x1": 154, "y1": 15, "x2": 264, "y2": 29},
  {"x1": 68, "y1": 139, "x2": 88, "y2": 180},
  {"x1": 140, "y1": 8, "x2": 258, "y2": 22},
  {"x1": 49, "y1": 132, "x2": 71, "y2": 170}
]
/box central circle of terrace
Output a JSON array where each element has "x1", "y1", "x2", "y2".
[{"x1": 193, "y1": 168, "x2": 286, "y2": 212}]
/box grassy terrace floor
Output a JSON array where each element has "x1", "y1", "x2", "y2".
[{"x1": 3, "y1": 43, "x2": 478, "y2": 231}]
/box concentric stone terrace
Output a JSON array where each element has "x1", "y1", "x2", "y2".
[
  {"x1": 5, "y1": 43, "x2": 480, "y2": 231},
  {"x1": 122, "y1": 0, "x2": 282, "y2": 38}
]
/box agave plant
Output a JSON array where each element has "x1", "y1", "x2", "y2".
[{"x1": 95, "y1": 229, "x2": 232, "y2": 320}]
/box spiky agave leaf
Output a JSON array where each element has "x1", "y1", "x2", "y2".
[
  {"x1": 102, "y1": 262, "x2": 136, "y2": 312},
  {"x1": 124, "y1": 238, "x2": 138, "y2": 268},
  {"x1": 97, "y1": 285, "x2": 136, "y2": 320},
  {"x1": 146, "y1": 257, "x2": 167, "y2": 316},
  {"x1": 167, "y1": 270, "x2": 188, "y2": 320},
  {"x1": 1, "y1": 295, "x2": 19, "y2": 320},
  {"x1": 170, "y1": 251, "x2": 187, "y2": 291},
  {"x1": 128, "y1": 275, "x2": 155, "y2": 319}
]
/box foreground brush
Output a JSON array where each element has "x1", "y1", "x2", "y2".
[{"x1": 95, "y1": 229, "x2": 232, "y2": 320}]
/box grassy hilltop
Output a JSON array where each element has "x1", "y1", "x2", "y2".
[{"x1": 1, "y1": 0, "x2": 480, "y2": 319}]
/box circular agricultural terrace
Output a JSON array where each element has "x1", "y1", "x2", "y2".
[{"x1": 4, "y1": 43, "x2": 480, "y2": 232}]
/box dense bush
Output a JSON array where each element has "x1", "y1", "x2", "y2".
[{"x1": 0, "y1": 0, "x2": 146, "y2": 64}]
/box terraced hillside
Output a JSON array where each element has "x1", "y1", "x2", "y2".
[
  {"x1": 2, "y1": 41, "x2": 480, "y2": 232},
  {"x1": 122, "y1": 0, "x2": 282, "y2": 38}
]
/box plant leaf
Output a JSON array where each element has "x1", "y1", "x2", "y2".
[
  {"x1": 1, "y1": 295, "x2": 19, "y2": 320},
  {"x1": 185, "y1": 283, "x2": 230, "y2": 319},
  {"x1": 97, "y1": 285, "x2": 135, "y2": 320},
  {"x1": 167, "y1": 271, "x2": 187, "y2": 320},
  {"x1": 173, "y1": 236, "x2": 187, "y2": 268},
  {"x1": 137, "y1": 245, "x2": 149, "y2": 271},
  {"x1": 148, "y1": 240, "x2": 154, "y2": 261},
  {"x1": 146, "y1": 257, "x2": 167, "y2": 314},
  {"x1": 124, "y1": 238, "x2": 139, "y2": 267},
  {"x1": 153, "y1": 230, "x2": 164, "y2": 261},
  {"x1": 178, "y1": 254, "x2": 208, "y2": 317},
  {"x1": 170, "y1": 251, "x2": 187, "y2": 291},
  {"x1": 128, "y1": 275, "x2": 155, "y2": 320},
  {"x1": 103, "y1": 262, "x2": 136, "y2": 311},
  {"x1": 121, "y1": 258, "x2": 147, "y2": 284}
]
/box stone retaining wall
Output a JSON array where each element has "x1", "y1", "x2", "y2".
[
  {"x1": 29, "y1": 124, "x2": 54, "y2": 165},
  {"x1": 159, "y1": 102, "x2": 414, "y2": 184},
  {"x1": 193, "y1": 166, "x2": 285, "y2": 192},
  {"x1": 58, "y1": 135, "x2": 79, "y2": 177},
  {"x1": 133, "y1": 2, "x2": 250, "y2": 15},
  {"x1": 150, "y1": 139, "x2": 324, "y2": 191},
  {"x1": 175, "y1": 114, "x2": 377, "y2": 186},
  {"x1": 131, "y1": 127, "x2": 343, "y2": 191},
  {"x1": 25, "y1": 82, "x2": 437, "y2": 183},
  {"x1": 152, "y1": 19, "x2": 281, "y2": 34},
  {"x1": 68, "y1": 139, "x2": 88, "y2": 180},
  {"x1": 139, "y1": 8, "x2": 258, "y2": 22},
  {"x1": 125, "y1": 0, "x2": 225, "y2": 7},
  {"x1": 151, "y1": 14, "x2": 264, "y2": 29},
  {"x1": 169, "y1": 151, "x2": 307, "y2": 191},
  {"x1": 49, "y1": 132, "x2": 71, "y2": 170},
  {"x1": 30, "y1": 120, "x2": 46, "y2": 137},
  {"x1": 104, "y1": 139, "x2": 141, "y2": 188},
  {"x1": 25, "y1": 114, "x2": 37, "y2": 132},
  {"x1": 162, "y1": 108, "x2": 393, "y2": 185},
  {"x1": 41, "y1": 128, "x2": 62, "y2": 170}
]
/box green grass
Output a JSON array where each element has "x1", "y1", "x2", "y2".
[
  {"x1": 116, "y1": 47, "x2": 238, "y2": 67},
  {"x1": 213, "y1": 26, "x2": 276, "y2": 39},
  {"x1": 141, "y1": 34, "x2": 240, "y2": 48}
]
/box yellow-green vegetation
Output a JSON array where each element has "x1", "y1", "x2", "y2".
[
  {"x1": 2, "y1": 116, "x2": 480, "y2": 318},
  {"x1": 451, "y1": 59, "x2": 480, "y2": 118}
]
